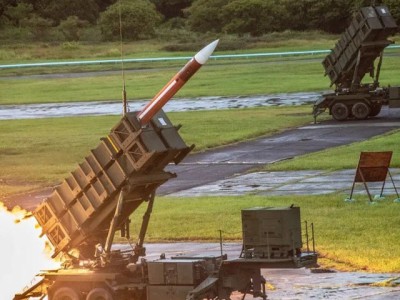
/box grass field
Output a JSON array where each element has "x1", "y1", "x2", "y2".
[
  {"x1": 127, "y1": 194, "x2": 400, "y2": 273},
  {"x1": 2, "y1": 54, "x2": 400, "y2": 105},
  {"x1": 1, "y1": 32, "x2": 399, "y2": 105},
  {"x1": 1, "y1": 58, "x2": 325, "y2": 105}
]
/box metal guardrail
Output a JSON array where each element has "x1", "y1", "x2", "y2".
[{"x1": 1, "y1": 45, "x2": 399, "y2": 70}]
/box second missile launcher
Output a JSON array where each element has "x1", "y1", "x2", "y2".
[{"x1": 313, "y1": 5, "x2": 400, "y2": 121}]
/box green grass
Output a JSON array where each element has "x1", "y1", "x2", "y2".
[
  {"x1": 0, "y1": 32, "x2": 339, "y2": 77},
  {"x1": 2, "y1": 52, "x2": 400, "y2": 105},
  {"x1": 1, "y1": 32, "x2": 399, "y2": 105},
  {"x1": 267, "y1": 129, "x2": 400, "y2": 171},
  {"x1": 0, "y1": 106, "x2": 313, "y2": 193},
  {"x1": 0, "y1": 59, "x2": 324, "y2": 105},
  {"x1": 128, "y1": 194, "x2": 400, "y2": 273}
]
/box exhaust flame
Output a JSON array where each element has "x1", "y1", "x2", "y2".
[{"x1": 0, "y1": 202, "x2": 59, "y2": 300}]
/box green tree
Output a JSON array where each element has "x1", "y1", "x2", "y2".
[
  {"x1": 221, "y1": 0, "x2": 284, "y2": 36},
  {"x1": 186, "y1": 0, "x2": 228, "y2": 33},
  {"x1": 94, "y1": 0, "x2": 118, "y2": 12},
  {"x1": 58, "y1": 16, "x2": 88, "y2": 41},
  {"x1": 21, "y1": 14, "x2": 52, "y2": 39},
  {"x1": 384, "y1": 0, "x2": 400, "y2": 25},
  {"x1": 99, "y1": 0, "x2": 162, "y2": 41},
  {"x1": 3, "y1": 1, "x2": 33, "y2": 26},
  {"x1": 306, "y1": 0, "x2": 353, "y2": 33},
  {"x1": 0, "y1": 0, "x2": 16, "y2": 22},
  {"x1": 30, "y1": 0, "x2": 100, "y2": 24},
  {"x1": 151, "y1": 0, "x2": 193, "y2": 19},
  {"x1": 279, "y1": 0, "x2": 310, "y2": 31}
]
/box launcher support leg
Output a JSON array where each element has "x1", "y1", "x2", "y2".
[
  {"x1": 351, "y1": 50, "x2": 362, "y2": 90},
  {"x1": 131, "y1": 192, "x2": 155, "y2": 263},
  {"x1": 374, "y1": 51, "x2": 384, "y2": 87},
  {"x1": 104, "y1": 189, "x2": 126, "y2": 262}
]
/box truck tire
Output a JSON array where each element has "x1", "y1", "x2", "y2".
[
  {"x1": 352, "y1": 102, "x2": 370, "y2": 120},
  {"x1": 331, "y1": 102, "x2": 349, "y2": 121},
  {"x1": 369, "y1": 104, "x2": 382, "y2": 117},
  {"x1": 52, "y1": 287, "x2": 81, "y2": 300},
  {"x1": 87, "y1": 287, "x2": 114, "y2": 300}
]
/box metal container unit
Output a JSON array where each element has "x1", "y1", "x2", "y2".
[
  {"x1": 146, "y1": 256, "x2": 230, "y2": 300},
  {"x1": 147, "y1": 259, "x2": 209, "y2": 285},
  {"x1": 34, "y1": 109, "x2": 193, "y2": 258},
  {"x1": 241, "y1": 207, "x2": 302, "y2": 259},
  {"x1": 147, "y1": 259, "x2": 206, "y2": 300}
]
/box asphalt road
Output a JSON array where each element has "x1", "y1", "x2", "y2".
[{"x1": 160, "y1": 108, "x2": 400, "y2": 195}]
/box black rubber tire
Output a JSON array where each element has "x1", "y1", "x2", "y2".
[
  {"x1": 52, "y1": 287, "x2": 81, "y2": 300},
  {"x1": 369, "y1": 104, "x2": 382, "y2": 117},
  {"x1": 87, "y1": 287, "x2": 114, "y2": 300},
  {"x1": 352, "y1": 102, "x2": 370, "y2": 120},
  {"x1": 331, "y1": 102, "x2": 349, "y2": 121}
]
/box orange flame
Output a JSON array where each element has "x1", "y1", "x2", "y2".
[{"x1": 0, "y1": 202, "x2": 59, "y2": 299}]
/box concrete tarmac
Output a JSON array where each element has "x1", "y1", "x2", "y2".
[
  {"x1": 143, "y1": 243, "x2": 400, "y2": 299},
  {"x1": 171, "y1": 168, "x2": 400, "y2": 198}
]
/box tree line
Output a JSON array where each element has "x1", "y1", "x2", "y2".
[{"x1": 0, "y1": 0, "x2": 398, "y2": 42}]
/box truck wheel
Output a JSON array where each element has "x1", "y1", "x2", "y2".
[
  {"x1": 369, "y1": 104, "x2": 382, "y2": 117},
  {"x1": 331, "y1": 103, "x2": 349, "y2": 121},
  {"x1": 52, "y1": 287, "x2": 81, "y2": 300},
  {"x1": 87, "y1": 287, "x2": 114, "y2": 300},
  {"x1": 352, "y1": 102, "x2": 370, "y2": 120}
]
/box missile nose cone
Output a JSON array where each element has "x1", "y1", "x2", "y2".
[{"x1": 194, "y1": 39, "x2": 219, "y2": 65}]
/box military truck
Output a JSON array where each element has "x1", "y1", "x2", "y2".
[
  {"x1": 14, "y1": 106, "x2": 317, "y2": 300},
  {"x1": 313, "y1": 5, "x2": 400, "y2": 121},
  {"x1": 14, "y1": 41, "x2": 317, "y2": 299}
]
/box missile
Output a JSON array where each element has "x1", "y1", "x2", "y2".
[{"x1": 137, "y1": 39, "x2": 219, "y2": 125}]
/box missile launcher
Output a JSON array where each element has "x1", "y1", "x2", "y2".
[
  {"x1": 313, "y1": 5, "x2": 400, "y2": 121},
  {"x1": 15, "y1": 40, "x2": 317, "y2": 300},
  {"x1": 34, "y1": 110, "x2": 192, "y2": 258}
]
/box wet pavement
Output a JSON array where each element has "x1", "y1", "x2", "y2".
[
  {"x1": 171, "y1": 169, "x2": 400, "y2": 197},
  {"x1": 142, "y1": 243, "x2": 400, "y2": 299},
  {"x1": 0, "y1": 92, "x2": 320, "y2": 120},
  {"x1": 160, "y1": 110, "x2": 400, "y2": 195}
]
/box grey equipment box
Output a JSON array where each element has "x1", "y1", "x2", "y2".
[
  {"x1": 147, "y1": 259, "x2": 206, "y2": 285},
  {"x1": 147, "y1": 285, "x2": 194, "y2": 300},
  {"x1": 241, "y1": 207, "x2": 302, "y2": 259}
]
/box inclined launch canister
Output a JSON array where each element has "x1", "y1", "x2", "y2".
[{"x1": 34, "y1": 40, "x2": 219, "y2": 258}]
